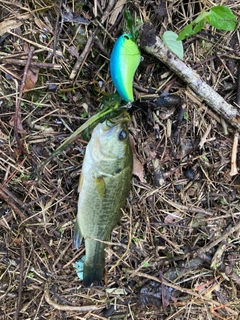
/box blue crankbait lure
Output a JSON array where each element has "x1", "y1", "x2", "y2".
[{"x1": 110, "y1": 33, "x2": 140, "y2": 102}]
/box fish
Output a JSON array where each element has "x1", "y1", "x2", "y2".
[
  {"x1": 74, "y1": 112, "x2": 133, "y2": 287},
  {"x1": 110, "y1": 33, "x2": 141, "y2": 102}
]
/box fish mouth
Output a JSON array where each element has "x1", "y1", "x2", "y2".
[{"x1": 103, "y1": 111, "x2": 130, "y2": 131}]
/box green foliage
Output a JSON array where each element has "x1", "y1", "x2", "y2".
[
  {"x1": 124, "y1": 9, "x2": 141, "y2": 41},
  {"x1": 28, "y1": 272, "x2": 34, "y2": 278},
  {"x1": 13, "y1": 172, "x2": 31, "y2": 184},
  {"x1": 220, "y1": 197, "x2": 227, "y2": 205},
  {"x1": 80, "y1": 112, "x2": 88, "y2": 118},
  {"x1": 162, "y1": 31, "x2": 183, "y2": 59},
  {"x1": 207, "y1": 6, "x2": 237, "y2": 30},
  {"x1": 177, "y1": 5, "x2": 237, "y2": 41},
  {"x1": 168, "y1": 6, "x2": 236, "y2": 56},
  {"x1": 59, "y1": 92, "x2": 68, "y2": 102},
  {"x1": 201, "y1": 155, "x2": 209, "y2": 162}
]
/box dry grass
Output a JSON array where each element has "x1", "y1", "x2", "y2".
[{"x1": 0, "y1": 0, "x2": 240, "y2": 319}]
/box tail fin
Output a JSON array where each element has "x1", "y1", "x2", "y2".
[
  {"x1": 83, "y1": 261, "x2": 105, "y2": 287},
  {"x1": 83, "y1": 240, "x2": 105, "y2": 287}
]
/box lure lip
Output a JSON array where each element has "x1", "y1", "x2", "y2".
[{"x1": 110, "y1": 33, "x2": 140, "y2": 102}]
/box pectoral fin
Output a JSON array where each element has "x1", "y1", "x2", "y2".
[
  {"x1": 74, "y1": 220, "x2": 83, "y2": 250},
  {"x1": 94, "y1": 176, "x2": 106, "y2": 200},
  {"x1": 78, "y1": 174, "x2": 84, "y2": 193}
]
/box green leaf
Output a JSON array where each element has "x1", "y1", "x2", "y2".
[
  {"x1": 192, "y1": 10, "x2": 210, "y2": 24},
  {"x1": 124, "y1": 9, "x2": 138, "y2": 41},
  {"x1": 177, "y1": 5, "x2": 236, "y2": 41},
  {"x1": 162, "y1": 31, "x2": 183, "y2": 59},
  {"x1": 177, "y1": 23, "x2": 193, "y2": 41},
  {"x1": 207, "y1": 6, "x2": 237, "y2": 31},
  {"x1": 177, "y1": 18, "x2": 205, "y2": 41},
  {"x1": 192, "y1": 19, "x2": 204, "y2": 34},
  {"x1": 124, "y1": 10, "x2": 134, "y2": 33}
]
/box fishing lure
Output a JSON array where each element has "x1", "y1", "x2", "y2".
[{"x1": 110, "y1": 33, "x2": 140, "y2": 102}]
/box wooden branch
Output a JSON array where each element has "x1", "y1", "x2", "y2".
[
  {"x1": 230, "y1": 131, "x2": 239, "y2": 176},
  {"x1": 70, "y1": 33, "x2": 94, "y2": 80},
  {"x1": 140, "y1": 25, "x2": 240, "y2": 131}
]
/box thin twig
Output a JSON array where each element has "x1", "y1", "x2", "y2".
[
  {"x1": 109, "y1": 207, "x2": 133, "y2": 273},
  {"x1": 0, "y1": 185, "x2": 62, "y2": 269},
  {"x1": 8, "y1": 31, "x2": 63, "y2": 57},
  {"x1": 150, "y1": 192, "x2": 213, "y2": 216},
  {"x1": 237, "y1": 61, "x2": 240, "y2": 106},
  {"x1": 35, "y1": 231, "x2": 62, "y2": 269},
  {"x1": 0, "y1": 64, "x2": 22, "y2": 80},
  {"x1": 126, "y1": 270, "x2": 211, "y2": 301},
  {"x1": 2, "y1": 58, "x2": 62, "y2": 69},
  {"x1": 11, "y1": 47, "x2": 34, "y2": 152},
  {"x1": 199, "y1": 124, "x2": 212, "y2": 149},
  {"x1": 196, "y1": 220, "x2": 240, "y2": 256},
  {"x1": 15, "y1": 241, "x2": 25, "y2": 320},
  {"x1": 70, "y1": 33, "x2": 94, "y2": 80},
  {"x1": 0, "y1": 185, "x2": 26, "y2": 221},
  {"x1": 44, "y1": 281, "x2": 103, "y2": 312},
  {"x1": 101, "y1": 0, "x2": 116, "y2": 23}
]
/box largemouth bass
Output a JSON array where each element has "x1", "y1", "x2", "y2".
[{"x1": 74, "y1": 113, "x2": 133, "y2": 287}]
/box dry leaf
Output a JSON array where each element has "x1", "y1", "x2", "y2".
[
  {"x1": 130, "y1": 134, "x2": 146, "y2": 182},
  {"x1": 68, "y1": 45, "x2": 79, "y2": 58},
  {"x1": 9, "y1": 114, "x2": 26, "y2": 134},
  {"x1": 164, "y1": 211, "x2": 183, "y2": 224},
  {"x1": 133, "y1": 153, "x2": 146, "y2": 183},
  {"x1": 0, "y1": 19, "x2": 23, "y2": 36},
  {"x1": 140, "y1": 280, "x2": 180, "y2": 308},
  {"x1": 23, "y1": 41, "x2": 30, "y2": 53},
  {"x1": 62, "y1": 10, "x2": 90, "y2": 24},
  {"x1": 34, "y1": 16, "x2": 49, "y2": 31},
  {"x1": 0, "y1": 129, "x2": 8, "y2": 141},
  {"x1": 24, "y1": 67, "x2": 39, "y2": 91},
  {"x1": 109, "y1": 0, "x2": 127, "y2": 25}
]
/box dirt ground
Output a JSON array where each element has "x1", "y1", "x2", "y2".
[{"x1": 0, "y1": 0, "x2": 240, "y2": 319}]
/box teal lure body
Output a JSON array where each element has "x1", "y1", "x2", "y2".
[{"x1": 110, "y1": 33, "x2": 140, "y2": 102}]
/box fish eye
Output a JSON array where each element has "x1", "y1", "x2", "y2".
[{"x1": 118, "y1": 130, "x2": 128, "y2": 141}]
